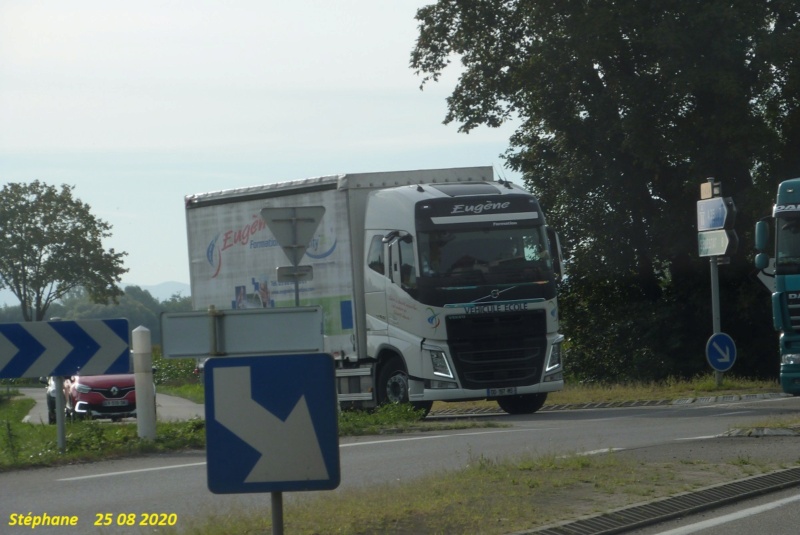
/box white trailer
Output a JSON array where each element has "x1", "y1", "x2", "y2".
[{"x1": 185, "y1": 166, "x2": 564, "y2": 414}]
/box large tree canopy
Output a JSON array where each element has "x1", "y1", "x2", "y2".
[
  {"x1": 412, "y1": 1, "x2": 800, "y2": 381},
  {"x1": 0, "y1": 181, "x2": 128, "y2": 321}
]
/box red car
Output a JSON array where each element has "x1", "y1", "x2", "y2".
[{"x1": 64, "y1": 373, "x2": 138, "y2": 421}]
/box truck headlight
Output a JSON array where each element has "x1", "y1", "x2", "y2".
[
  {"x1": 427, "y1": 348, "x2": 453, "y2": 379},
  {"x1": 546, "y1": 341, "x2": 563, "y2": 372},
  {"x1": 782, "y1": 354, "x2": 800, "y2": 365}
]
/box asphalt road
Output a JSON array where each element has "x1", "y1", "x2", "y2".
[
  {"x1": 18, "y1": 386, "x2": 205, "y2": 424},
  {"x1": 4, "y1": 390, "x2": 800, "y2": 534}
]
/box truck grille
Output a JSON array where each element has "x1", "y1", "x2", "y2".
[
  {"x1": 446, "y1": 310, "x2": 547, "y2": 390},
  {"x1": 789, "y1": 293, "x2": 800, "y2": 332}
]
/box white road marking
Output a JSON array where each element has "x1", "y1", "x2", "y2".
[
  {"x1": 651, "y1": 492, "x2": 800, "y2": 535},
  {"x1": 340, "y1": 427, "x2": 557, "y2": 447},
  {"x1": 59, "y1": 428, "x2": 553, "y2": 481},
  {"x1": 58, "y1": 462, "x2": 206, "y2": 481},
  {"x1": 576, "y1": 448, "x2": 625, "y2": 456}
]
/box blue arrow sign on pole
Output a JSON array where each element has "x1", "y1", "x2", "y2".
[
  {"x1": 0, "y1": 319, "x2": 130, "y2": 379},
  {"x1": 706, "y1": 332, "x2": 736, "y2": 372},
  {"x1": 204, "y1": 353, "x2": 340, "y2": 494},
  {"x1": 697, "y1": 197, "x2": 736, "y2": 231}
]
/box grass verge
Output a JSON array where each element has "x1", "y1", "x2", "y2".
[
  {"x1": 174, "y1": 450, "x2": 796, "y2": 535},
  {"x1": 0, "y1": 396, "x2": 206, "y2": 470},
  {"x1": 0, "y1": 395, "x2": 490, "y2": 471}
]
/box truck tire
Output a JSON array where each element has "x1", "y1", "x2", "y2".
[
  {"x1": 496, "y1": 393, "x2": 547, "y2": 415},
  {"x1": 377, "y1": 356, "x2": 433, "y2": 417}
]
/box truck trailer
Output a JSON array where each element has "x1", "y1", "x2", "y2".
[
  {"x1": 755, "y1": 177, "x2": 800, "y2": 395},
  {"x1": 185, "y1": 166, "x2": 565, "y2": 414}
]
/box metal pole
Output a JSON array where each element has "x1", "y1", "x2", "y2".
[
  {"x1": 49, "y1": 317, "x2": 67, "y2": 452},
  {"x1": 55, "y1": 376, "x2": 66, "y2": 452},
  {"x1": 271, "y1": 491, "x2": 284, "y2": 535},
  {"x1": 291, "y1": 208, "x2": 301, "y2": 307},
  {"x1": 208, "y1": 305, "x2": 218, "y2": 355},
  {"x1": 710, "y1": 256, "x2": 723, "y2": 386}
]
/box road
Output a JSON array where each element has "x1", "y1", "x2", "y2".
[
  {"x1": 3, "y1": 391, "x2": 800, "y2": 534},
  {"x1": 19, "y1": 387, "x2": 205, "y2": 424}
]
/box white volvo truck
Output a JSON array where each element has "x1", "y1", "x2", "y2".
[{"x1": 185, "y1": 166, "x2": 564, "y2": 414}]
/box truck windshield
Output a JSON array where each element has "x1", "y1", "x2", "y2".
[
  {"x1": 777, "y1": 215, "x2": 800, "y2": 274},
  {"x1": 417, "y1": 226, "x2": 553, "y2": 284}
]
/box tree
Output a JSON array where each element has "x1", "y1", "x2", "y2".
[
  {"x1": 411, "y1": 1, "x2": 800, "y2": 381},
  {"x1": 45, "y1": 286, "x2": 192, "y2": 344},
  {"x1": 0, "y1": 181, "x2": 128, "y2": 321}
]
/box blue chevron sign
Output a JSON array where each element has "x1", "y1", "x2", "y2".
[{"x1": 0, "y1": 319, "x2": 130, "y2": 379}]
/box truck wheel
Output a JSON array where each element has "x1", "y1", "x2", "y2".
[
  {"x1": 378, "y1": 357, "x2": 409, "y2": 404},
  {"x1": 497, "y1": 393, "x2": 547, "y2": 415},
  {"x1": 377, "y1": 357, "x2": 432, "y2": 417}
]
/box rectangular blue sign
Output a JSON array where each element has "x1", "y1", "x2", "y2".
[
  {"x1": 204, "y1": 353, "x2": 340, "y2": 494},
  {"x1": 697, "y1": 198, "x2": 733, "y2": 231},
  {"x1": 0, "y1": 319, "x2": 130, "y2": 379}
]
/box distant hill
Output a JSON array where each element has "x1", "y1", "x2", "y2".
[
  {"x1": 122, "y1": 281, "x2": 191, "y2": 302},
  {"x1": 0, "y1": 281, "x2": 190, "y2": 307}
]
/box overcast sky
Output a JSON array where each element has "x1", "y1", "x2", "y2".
[{"x1": 0, "y1": 1, "x2": 521, "y2": 290}]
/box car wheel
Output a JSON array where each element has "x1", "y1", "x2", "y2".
[{"x1": 496, "y1": 393, "x2": 548, "y2": 415}]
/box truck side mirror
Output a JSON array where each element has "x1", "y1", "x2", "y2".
[
  {"x1": 546, "y1": 226, "x2": 564, "y2": 280},
  {"x1": 755, "y1": 220, "x2": 769, "y2": 251},
  {"x1": 755, "y1": 252, "x2": 770, "y2": 270}
]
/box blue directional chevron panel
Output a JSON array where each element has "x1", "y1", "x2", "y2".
[{"x1": 0, "y1": 319, "x2": 130, "y2": 378}]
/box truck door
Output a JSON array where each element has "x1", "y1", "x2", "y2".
[
  {"x1": 390, "y1": 234, "x2": 417, "y2": 293},
  {"x1": 364, "y1": 234, "x2": 389, "y2": 332}
]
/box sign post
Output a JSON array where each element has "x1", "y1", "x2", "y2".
[
  {"x1": 260, "y1": 206, "x2": 326, "y2": 306},
  {"x1": 204, "y1": 353, "x2": 340, "y2": 535},
  {"x1": 162, "y1": 306, "x2": 333, "y2": 534},
  {"x1": 0, "y1": 318, "x2": 130, "y2": 450},
  {"x1": 697, "y1": 178, "x2": 738, "y2": 385}
]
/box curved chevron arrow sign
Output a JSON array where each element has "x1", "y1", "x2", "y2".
[{"x1": 0, "y1": 319, "x2": 130, "y2": 378}]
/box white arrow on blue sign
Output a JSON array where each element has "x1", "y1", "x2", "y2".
[
  {"x1": 697, "y1": 197, "x2": 736, "y2": 231},
  {"x1": 204, "y1": 353, "x2": 340, "y2": 494},
  {"x1": 706, "y1": 332, "x2": 737, "y2": 372},
  {"x1": 0, "y1": 319, "x2": 130, "y2": 379},
  {"x1": 698, "y1": 229, "x2": 738, "y2": 257}
]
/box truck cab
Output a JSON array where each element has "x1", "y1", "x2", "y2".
[
  {"x1": 361, "y1": 181, "x2": 564, "y2": 414},
  {"x1": 755, "y1": 178, "x2": 800, "y2": 394}
]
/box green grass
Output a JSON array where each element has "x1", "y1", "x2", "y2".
[
  {"x1": 0, "y1": 395, "x2": 206, "y2": 470},
  {"x1": 174, "y1": 451, "x2": 793, "y2": 535},
  {"x1": 159, "y1": 383, "x2": 205, "y2": 404},
  {"x1": 551, "y1": 374, "x2": 780, "y2": 403},
  {"x1": 432, "y1": 374, "x2": 782, "y2": 412},
  {"x1": 158, "y1": 373, "x2": 782, "y2": 414}
]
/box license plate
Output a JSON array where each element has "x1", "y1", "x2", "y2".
[
  {"x1": 102, "y1": 400, "x2": 129, "y2": 407},
  {"x1": 488, "y1": 387, "x2": 517, "y2": 397}
]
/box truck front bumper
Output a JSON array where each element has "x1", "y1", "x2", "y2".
[{"x1": 780, "y1": 363, "x2": 800, "y2": 395}]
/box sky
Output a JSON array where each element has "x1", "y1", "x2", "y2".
[{"x1": 0, "y1": 1, "x2": 522, "y2": 288}]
